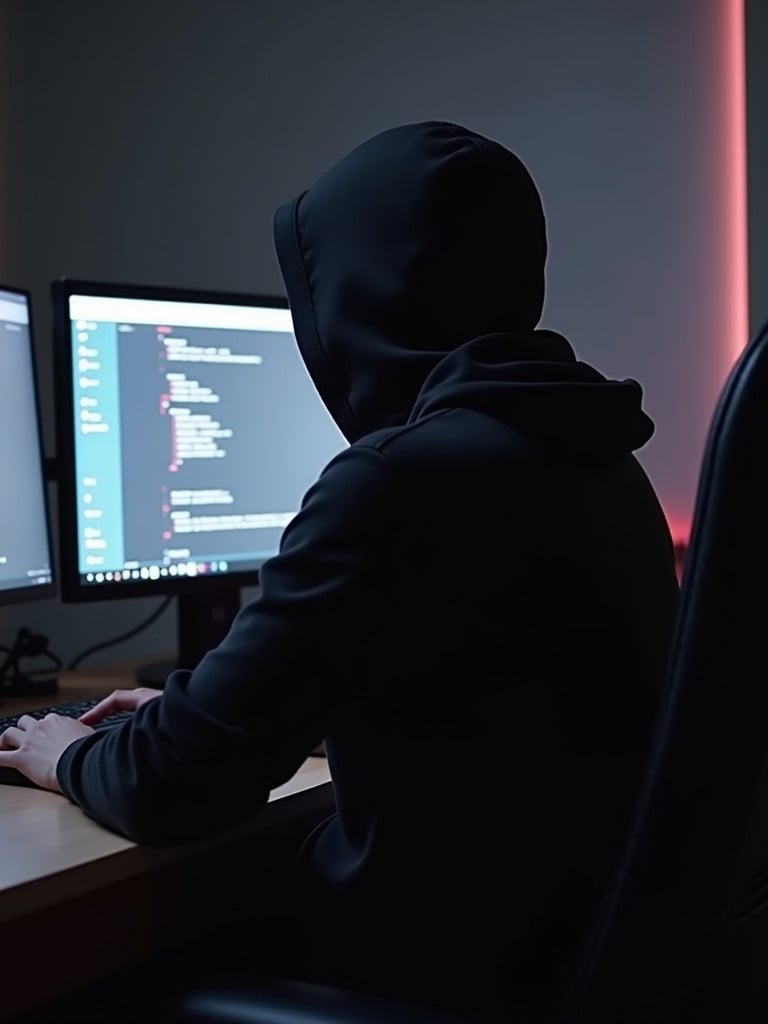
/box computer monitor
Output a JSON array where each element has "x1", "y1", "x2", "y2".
[
  {"x1": 0, "y1": 285, "x2": 55, "y2": 607},
  {"x1": 52, "y1": 279, "x2": 347, "y2": 684}
]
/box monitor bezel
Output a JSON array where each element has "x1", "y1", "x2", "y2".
[
  {"x1": 0, "y1": 283, "x2": 57, "y2": 606},
  {"x1": 52, "y1": 277, "x2": 293, "y2": 603}
]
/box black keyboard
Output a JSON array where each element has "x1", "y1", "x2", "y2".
[{"x1": 0, "y1": 698, "x2": 132, "y2": 788}]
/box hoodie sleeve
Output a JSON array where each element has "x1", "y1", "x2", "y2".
[{"x1": 56, "y1": 444, "x2": 395, "y2": 844}]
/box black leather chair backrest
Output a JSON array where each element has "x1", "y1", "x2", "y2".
[{"x1": 559, "y1": 321, "x2": 768, "y2": 1024}]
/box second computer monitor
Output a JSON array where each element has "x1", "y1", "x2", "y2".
[
  {"x1": 52, "y1": 279, "x2": 347, "y2": 673},
  {"x1": 0, "y1": 285, "x2": 55, "y2": 606}
]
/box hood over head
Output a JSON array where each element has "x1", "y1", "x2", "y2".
[{"x1": 273, "y1": 121, "x2": 653, "y2": 458}]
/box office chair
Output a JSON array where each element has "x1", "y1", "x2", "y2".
[{"x1": 177, "y1": 320, "x2": 768, "y2": 1024}]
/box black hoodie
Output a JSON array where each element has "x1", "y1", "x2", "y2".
[{"x1": 58, "y1": 122, "x2": 679, "y2": 1019}]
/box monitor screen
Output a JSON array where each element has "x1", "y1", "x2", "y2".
[
  {"x1": 0, "y1": 286, "x2": 55, "y2": 604},
  {"x1": 53, "y1": 281, "x2": 347, "y2": 600}
]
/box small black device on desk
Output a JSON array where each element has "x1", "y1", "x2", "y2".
[{"x1": 0, "y1": 627, "x2": 61, "y2": 700}]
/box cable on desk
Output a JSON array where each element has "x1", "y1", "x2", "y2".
[{"x1": 67, "y1": 596, "x2": 174, "y2": 671}]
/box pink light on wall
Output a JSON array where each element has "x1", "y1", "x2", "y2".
[
  {"x1": 671, "y1": 0, "x2": 748, "y2": 564},
  {"x1": 724, "y1": 0, "x2": 750, "y2": 366}
]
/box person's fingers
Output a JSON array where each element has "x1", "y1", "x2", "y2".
[
  {"x1": 0, "y1": 748, "x2": 19, "y2": 763},
  {"x1": 16, "y1": 715, "x2": 37, "y2": 730},
  {"x1": 0, "y1": 726, "x2": 24, "y2": 749},
  {"x1": 79, "y1": 689, "x2": 144, "y2": 724}
]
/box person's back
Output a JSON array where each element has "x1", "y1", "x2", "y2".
[
  {"x1": 292, "y1": 370, "x2": 677, "y2": 1019},
  {"x1": 45, "y1": 122, "x2": 679, "y2": 1021}
]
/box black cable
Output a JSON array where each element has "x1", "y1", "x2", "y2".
[{"x1": 67, "y1": 596, "x2": 174, "y2": 671}]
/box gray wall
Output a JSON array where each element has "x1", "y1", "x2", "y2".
[{"x1": 0, "y1": 0, "x2": 762, "y2": 667}]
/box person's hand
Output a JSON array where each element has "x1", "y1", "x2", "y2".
[
  {"x1": 79, "y1": 687, "x2": 162, "y2": 725},
  {"x1": 0, "y1": 714, "x2": 94, "y2": 791}
]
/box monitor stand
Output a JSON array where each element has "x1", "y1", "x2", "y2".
[{"x1": 135, "y1": 585, "x2": 242, "y2": 687}]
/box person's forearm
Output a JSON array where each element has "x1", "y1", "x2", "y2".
[{"x1": 56, "y1": 673, "x2": 272, "y2": 844}]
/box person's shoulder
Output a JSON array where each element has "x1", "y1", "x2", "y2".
[
  {"x1": 355, "y1": 408, "x2": 474, "y2": 456},
  {"x1": 354, "y1": 407, "x2": 534, "y2": 467}
]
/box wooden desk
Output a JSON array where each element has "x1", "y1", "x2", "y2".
[{"x1": 0, "y1": 669, "x2": 333, "y2": 1021}]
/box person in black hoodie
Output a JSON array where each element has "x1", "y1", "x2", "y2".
[{"x1": 0, "y1": 121, "x2": 679, "y2": 1020}]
